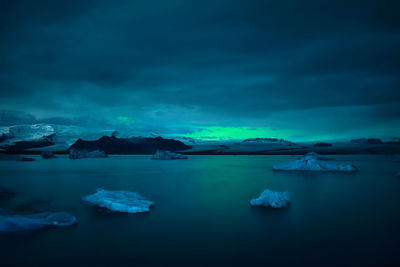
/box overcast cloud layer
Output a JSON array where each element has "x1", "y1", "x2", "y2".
[{"x1": 1, "y1": 0, "x2": 399, "y2": 141}]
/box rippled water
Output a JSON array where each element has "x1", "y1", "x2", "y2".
[{"x1": 0, "y1": 155, "x2": 399, "y2": 266}]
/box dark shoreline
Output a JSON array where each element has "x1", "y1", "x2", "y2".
[{"x1": 1, "y1": 149, "x2": 399, "y2": 156}]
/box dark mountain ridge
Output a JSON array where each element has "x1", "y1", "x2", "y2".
[{"x1": 68, "y1": 136, "x2": 191, "y2": 154}]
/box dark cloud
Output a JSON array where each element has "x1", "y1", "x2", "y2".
[
  {"x1": 0, "y1": 110, "x2": 36, "y2": 126},
  {"x1": 0, "y1": 0, "x2": 399, "y2": 140}
]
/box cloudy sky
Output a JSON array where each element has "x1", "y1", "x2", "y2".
[{"x1": 0, "y1": 0, "x2": 399, "y2": 141}]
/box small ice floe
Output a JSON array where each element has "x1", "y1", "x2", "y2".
[
  {"x1": 273, "y1": 153, "x2": 357, "y2": 172},
  {"x1": 0, "y1": 211, "x2": 76, "y2": 232},
  {"x1": 298, "y1": 152, "x2": 332, "y2": 160},
  {"x1": 0, "y1": 154, "x2": 35, "y2": 161},
  {"x1": 152, "y1": 150, "x2": 187, "y2": 160},
  {"x1": 250, "y1": 189, "x2": 291, "y2": 208},
  {"x1": 82, "y1": 189, "x2": 154, "y2": 213},
  {"x1": 69, "y1": 148, "x2": 107, "y2": 159},
  {"x1": 41, "y1": 151, "x2": 56, "y2": 159},
  {"x1": 397, "y1": 172, "x2": 400, "y2": 177}
]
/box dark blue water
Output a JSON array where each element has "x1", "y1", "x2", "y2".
[{"x1": 0, "y1": 155, "x2": 399, "y2": 266}]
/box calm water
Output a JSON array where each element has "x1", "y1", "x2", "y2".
[{"x1": 0, "y1": 155, "x2": 399, "y2": 266}]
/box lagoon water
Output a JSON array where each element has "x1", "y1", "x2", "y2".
[{"x1": 0, "y1": 155, "x2": 399, "y2": 266}]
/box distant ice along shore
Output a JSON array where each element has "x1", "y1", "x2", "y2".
[
  {"x1": 152, "y1": 150, "x2": 187, "y2": 160},
  {"x1": 0, "y1": 154, "x2": 35, "y2": 161},
  {"x1": 1, "y1": 123, "x2": 400, "y2": 155},
  {"x1": 273, "y1": 153, "x2": 357, "y2": 172},
  {"x1": 69, "y1": 149, "x2": 107, "y2": 159}
]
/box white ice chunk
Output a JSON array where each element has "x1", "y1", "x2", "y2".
[
  {"x1": 152, "y1": 150, "x2": 187, "y2": 160},
  {"x1": 250, "y1": 189, "x2": 291, "y2": 208},
  {"x1": 273, "y1": 157, "x2": 357, "y2": 172},
  {"x1": 0, "y1": 211, "x2": 76, "y2": 232},
  {"x1": 82, "y1": 189, "x2": 154, "y2": 213},
  {"x1": 69, "y1": 148, "x2": 107, "y2": 159}
]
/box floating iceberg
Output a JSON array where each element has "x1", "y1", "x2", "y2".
[
  {"x1": 273, "y1": 157, "x2": 357, "y2": 172},
  {"x1": 152, "y1": 150, "x2": 187, "y2": 160},
  {"x1": 0, "y1": 211, "x2": 76, "y2": 232},
  {"x1": 298, "y1": 152, "x2": 332, "y2": 160},
  {"x1": 82, "y1": 189, "x2": 154, "y2": 213},
  {"x1": 250, "y1": 189, "x2": 291, "y2": 208},
  {"x1": 69, "y1": 148, "x2": 107, "y2": 159},
  {"x1": 41, "y1": 151, "x2": 56, "y2": 159}
]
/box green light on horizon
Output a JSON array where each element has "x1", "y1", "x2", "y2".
[{"x1": 185, "y1": 126, "x2": 296, "y2": 140}]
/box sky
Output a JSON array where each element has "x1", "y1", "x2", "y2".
[{"x1": 0, "y1": 0, "x2": 399, "y2": 141}]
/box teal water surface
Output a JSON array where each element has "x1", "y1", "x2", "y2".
[{"x1": 0, "y1": 155, "x2": 399, "y2": 266}]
